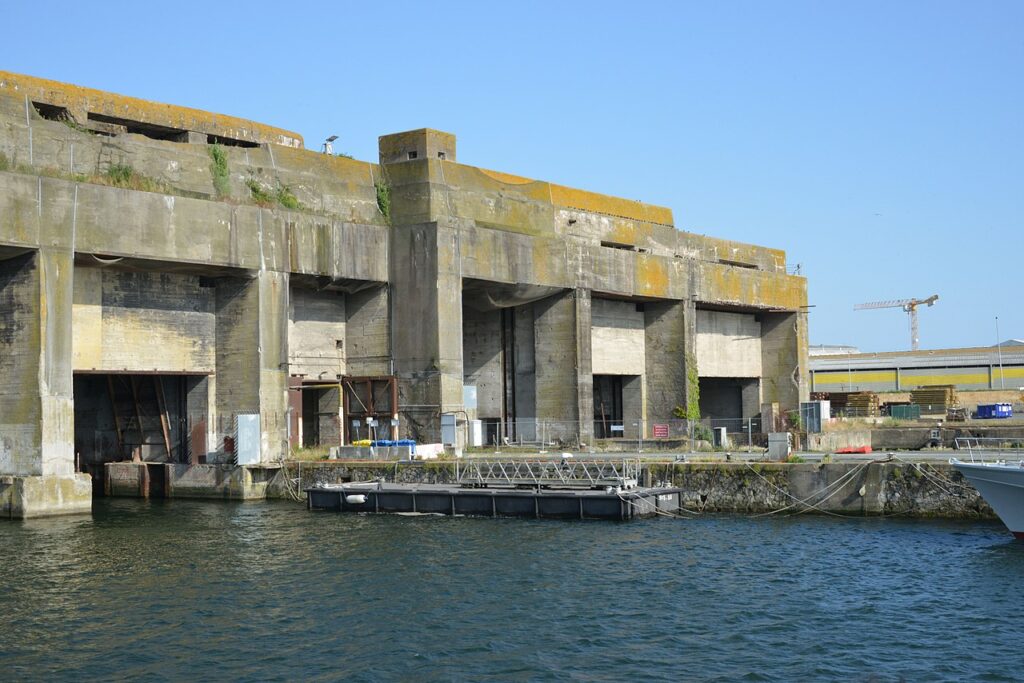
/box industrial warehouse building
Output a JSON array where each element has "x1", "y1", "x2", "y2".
[
  {"x1": 810, "y1": 344, "x2": 1024, "y2": 393},
  {"x1": 0, "y1": 71, "x2": 808, "y2": 517}
]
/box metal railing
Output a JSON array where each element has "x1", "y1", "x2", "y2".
[
  {"x1": 454, "y1": 458, "x2": 640, "y2": 489},
  {"x1": 480, "y1": 417, "x2": 763, "y2": 451},
  {"x1": 953, "y1": 437, "x2": 1024, "y2": 463}
]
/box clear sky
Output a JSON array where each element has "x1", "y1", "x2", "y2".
[{"x1": 4, "y1": 1, "x2": 1021, "y2": 352}]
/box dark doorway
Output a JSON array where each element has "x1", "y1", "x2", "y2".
[
  {"x1": 300, "y1": 385, "x2": 341, "y2": 448},
  {"x1": 73, "y1": 373, "x2": 207, "y2": 493},
  {"x1": 593, "y1": 375, "x2": 624, "y2": 438}
]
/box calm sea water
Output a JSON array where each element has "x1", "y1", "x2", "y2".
[{"x1": 1, "y1": 499, "x2": 1023, "y2": 682}]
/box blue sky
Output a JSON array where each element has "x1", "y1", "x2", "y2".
[{"x1": 4, "y1": 1, "x2": 1021, "y2": 352}]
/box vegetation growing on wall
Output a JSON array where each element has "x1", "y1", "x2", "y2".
[
  {"x1": 375, "y1": 178, "x2": 391, "y2": 221},
  {"x1": 245, "y1": 177, "x2": 303, "y2": 210},
  {"x1": 276, "y1": 185, "x2": 300, "y2": 210},
  {"x1": 673, "y1": 350, "x2": 702, "y2": 422},
  {"x1": 0, "y1": 152, "x2": 9, "y2": 171},
  {"x1": 209, "y1": 144, "x2": 230, "y2": 197},
  {"x1": 100, "y1": 163, "x2": 169, "y2": 193}
]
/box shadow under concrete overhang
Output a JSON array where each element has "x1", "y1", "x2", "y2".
[{"x1": 461, "y1": 278, "x2": 567, "y2": 312}]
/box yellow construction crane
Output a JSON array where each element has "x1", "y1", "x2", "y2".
[{"x1": 854, "y1": 294, "x2": 939, "y2": 351}]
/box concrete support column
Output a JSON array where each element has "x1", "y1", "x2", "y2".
[
  {"x1": 0, "y1": 249, "x2": 91, "y2": 518},
  {"x1": 390, "y1": 222, "x2": 464, "y2": 443},
  {"x1": 533, "y1": 288, "x2": 592, "y2": 445},
  {"x1": 760, "y1": 311, "x2": 809, "y2": 410},
  {"x1": 214, "y1": 271, "x2": 289, "y2": 463},
  {"x1": 643, "y1": 300, "x2": 692, "y2": 434}
]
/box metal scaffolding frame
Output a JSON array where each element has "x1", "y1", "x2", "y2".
[{"x1": 455, "y1": 459, "x2": 639, "y2": 489}]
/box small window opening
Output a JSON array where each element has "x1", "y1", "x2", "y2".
[
  {"x1": 719, "y1": 259, "x2": 758, "y2": 270},
  {"x1": 437, "y1": 151, "x2": 446, "y2": 160},
  {"x1": 600, "y1": 240, "x2": 636, "y2": 252},
  {"x1": 32, "y1": 102, "x2": 72, "y2": 122},
  {"x1": 207, "y1": 134, "x2": 259, "y2": 148},
  {"x1": 407, "y1": 151, "x2": 418, "y2": 160}
]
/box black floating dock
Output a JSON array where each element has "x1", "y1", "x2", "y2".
[{"x1": 305, "y1": 483, "x2": 682, "y2": 521}]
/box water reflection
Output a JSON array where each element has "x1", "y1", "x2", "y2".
[{"x1": 0, "y1": 499, "x2": 1022, "y2": 681}]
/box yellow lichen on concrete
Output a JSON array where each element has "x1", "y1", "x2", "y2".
[
  {"x1": 0, "y1": 70, "x2": 303, "y2": 148},
  {"x1": 701, "y1": 262, "x2": 806, "y2": 310},
  {"x1": 550, "y1": 184, "x2": 674, "y2": 226},
  {"x1": 635, "y1": 254, "x2": 670, "y2": 298}
]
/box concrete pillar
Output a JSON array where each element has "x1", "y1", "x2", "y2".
[
  {"x1": 643, "y1": 300, "x2": 692, "y2": 435},
  {"x1": 760, "y1": 311, "x2": 809, "y2": 410},
  {"x1": 533, "y1": 288, "x2": 592, "y2": 445},
  {"x1": 390, "y1": 222, "x2": 463, "y2": 442},
  {"x1": 213, "y1": 271, "x2": 289, "y2": 463},
  {"x1": 0, "y1": 250, "x2": 91, "y2": 518}
]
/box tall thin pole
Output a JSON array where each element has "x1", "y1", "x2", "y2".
[{"x1": 996, "y1": 316, "x2": 1004, "y2": 389}]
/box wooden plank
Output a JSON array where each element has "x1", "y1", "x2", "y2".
[{"x1": 154, "y1": 376, "x2": 174, "y2": 462}]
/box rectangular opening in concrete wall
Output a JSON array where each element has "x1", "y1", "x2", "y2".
[
  {"x1": 206, "y1": 134, "x2": 259, "y2": 148},
  {"x1": 32, "y1": 101, "x2": 71, "y2": 121},
  {"x1": 73, "y1": 373, "x2": 208, "y2": 493},
  {"x1": 698, "y1": 377, "x2": 760, "y2": 426},
  {"x1": 299, "y1": 383, "x2": 341, "y2": 448},
  {"x1": 593, "y1": 375, "x2": 623, "y2": 438},
  {"x1": 86, "y1": 112, "x2": 190, "y2": 142},
  {"x1": 592, "y1": 374, "x2": 643, "y2": 439},
  {"x1": 461, "y1": 294, "x2": 540, "y2": 443}
]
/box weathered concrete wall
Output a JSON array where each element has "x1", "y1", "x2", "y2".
[
  {"x1": 462, "y1": 307, "x2": 502, "y2": 419},
  {"x1": 344, "y1": 284, "x2": 390, "y2": 376},
  {"x1": 591, "y1": 298, "x2": 645, "y2": 376},
  {"x1": 73, "y1": 266, "x2": 215, "y2": 372},
  {"x1": 696, "y1": 309, "x2": 762, "y2": 378},
  {"x1": 761, "y1": 312, "x2": 808, "y2": 408},
  {"x1": 0, "y1": 70, "x2": 303, "y2": 148},
  {"x1": 105, "y1": 461, "x2": 274, "y2": 500},
  {"x1": 288, "y1": 286, "x2": 345, "y2": 380},
  {"x1": 0, "y1": 472, "x2": 92, "y2": 518}
]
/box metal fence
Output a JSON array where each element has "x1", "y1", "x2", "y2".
[{"x1": 474, "y1": 417, "x2": 764, "y2": 452}]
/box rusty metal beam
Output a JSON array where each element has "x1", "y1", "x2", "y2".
[
  {"x1": 128, "y1": 375, "x2": 144, "y2": 463},
  {"x1": 106, "y1": 375, "x2": 124, "y2": 458},
  {"x1": 154, "y1": 376, "x2": 173, "y2": 462}
]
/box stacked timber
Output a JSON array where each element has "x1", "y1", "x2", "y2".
[
  {"x1": 844, "y1": 392, "x2": 880, "y2": 417},
  {"x1": 814, "y1": 391, "x2": 879, "y2": 417},
  {"x1": 910, "y1": 386, "x2": 958, "y2": 415}
]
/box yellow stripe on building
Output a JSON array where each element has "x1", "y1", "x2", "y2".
[
  {"x1": 903, "y1": 372, "x2": 989, "y2": 386},
  {"x1": 813, "y1": 370, "x2": 896, "y2": 387}
]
